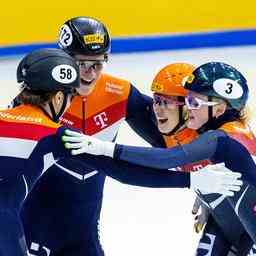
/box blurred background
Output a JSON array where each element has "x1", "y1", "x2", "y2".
[
  {"x1": 1, "y1": 0, "x2": 256, "y2": 54},
  {"x1": 1, "y1": 1, "x2": 256, "y2": 255}
]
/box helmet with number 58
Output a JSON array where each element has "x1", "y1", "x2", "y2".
[
  {"x1": 16, "y1": 48, "x2": 79, "y2": 122},
  {"x1": 17, "y1": 48, "x2": 79, "y2": 93}
]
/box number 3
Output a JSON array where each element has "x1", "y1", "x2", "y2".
[{"x1": 225, "y1": 83, "x2": 233, "y2": 94}]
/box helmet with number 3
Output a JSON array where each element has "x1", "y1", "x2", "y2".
[
  {"x1": 184, "y1": 62, "x2": 249, "y2": 110},
  {"x1": 58, "y1": 16, "x2": 111, "y2": 56},
  {"x1": 17, "y1": 48, "x2": 79, "y2": 93}
]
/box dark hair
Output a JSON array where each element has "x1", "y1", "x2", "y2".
[{"x1": 17, "y1": 85, "x2": 58, "y2": 107}]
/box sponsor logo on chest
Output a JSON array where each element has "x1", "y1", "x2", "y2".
[
  {"x1": 93, "y1": 112, "x2": 108, "y2": 129},
  {"x1": 105, "y1": 82, "x2": 124, "y2": 95}
]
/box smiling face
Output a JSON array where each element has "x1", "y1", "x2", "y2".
[
  {"x1": 74, "y1": 54, "x2": 107, "y2": 96},
  {"x1": 153, "y1": 94, "x2": 182, "y2": 133}
]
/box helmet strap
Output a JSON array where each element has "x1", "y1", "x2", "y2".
[
  {"x1": 197, "y1": 100, "x2": 240, "y2": 134},
  {"x1": 208, "y1": 96, "x2": 213, "y2": 122}
]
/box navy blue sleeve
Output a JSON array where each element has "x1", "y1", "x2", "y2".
[
  {"x1": 53, "y1": 127, "x2": 190, "y2": 188},
  {"x1": 114, "y1": 130, "x2": 256, "y2": 187},
  {"x1": 126, "y1": 85, "x2": 165, "y2": 147},
  {"x1": 76, "y1": 154, "x2": 190, "y2": 188}
]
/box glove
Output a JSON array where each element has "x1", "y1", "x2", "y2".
[
  {"x1": 62, "y1": 130, "x2": 116, "y2": 158},
  {"x1": 192, "y1": 196, "x2": 210, "y2": 233},
  {"x1": 190, "y1": 164, "x2": 243, "y2": 197}
]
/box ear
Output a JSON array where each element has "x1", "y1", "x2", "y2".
[{"x1": 214, "y1": 102, "x2": 227, "y2": 118}]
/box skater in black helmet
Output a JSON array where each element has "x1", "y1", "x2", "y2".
[{"x1": 0, "y1": 48, "x2": 79, "y2": 256}]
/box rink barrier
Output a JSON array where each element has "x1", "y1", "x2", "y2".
[{"x1": 1, "y1": 29, "x2": 256, "y2": 56}]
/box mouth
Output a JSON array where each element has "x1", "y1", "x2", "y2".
[
  {"x1": 157, "y1": 118, "x2": 168, "y2": 125},
  {"x1": 188, "y1": 115, "x2": 195, "y2": 121},
  {"x1": 80, "y1": 78, "x2": 95, "y2": 86}
]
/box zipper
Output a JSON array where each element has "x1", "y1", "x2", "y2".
[{"x1": 82, "y1": 97, "x2": 86, "y2": 133}]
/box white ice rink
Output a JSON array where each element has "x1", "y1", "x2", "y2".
[{"x1": 1, "y1": 46, "x2": 256, "y2": 255}]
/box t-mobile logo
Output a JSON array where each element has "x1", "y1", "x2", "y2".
[{"x1": 94, "y1": 112, "x2": 108, "y2": 128}]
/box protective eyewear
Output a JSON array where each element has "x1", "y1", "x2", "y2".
[
  {"x1": 185, "y1": 94, "x2": 219, "y2": 110},
  {"x1": 76, "y1": 59, "x2": 107, "y2": 72},
  {"x1": 153, "y1": 94, "x2": 185, "y2": 108}
]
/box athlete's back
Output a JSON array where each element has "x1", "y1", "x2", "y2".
[{"x1": 0, "y1": 103, "x2": 72, "y2": 255}]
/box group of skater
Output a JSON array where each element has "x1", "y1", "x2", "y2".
[{"x1": 1, "y1": 15, "x2": 256, "y2": 256}]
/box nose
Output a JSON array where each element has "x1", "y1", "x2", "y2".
[
  {"x1": 80, "y1": 66, "x2": 96, "y2": 74},
  {"x1": 188, "y1": 109, "x2": 197, "y2": 117},
  {"x1": 154, "y1": 105, "x2": 164, "y2": 116},
  {"x1": 154, "y1": 102, "x2": 163, "y2": 110},
  {"x1": 80, "y1": 68, "x2": 97, "y2": 81}
]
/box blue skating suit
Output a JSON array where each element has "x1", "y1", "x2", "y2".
[
  {"x1": 113, "y1": 124, "x2": 256, "y2": 254},
  {"x1": 19, "y1": 78, "x2": 170, "y2": 256}
]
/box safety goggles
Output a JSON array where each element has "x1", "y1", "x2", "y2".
[
  {"x1": 185, "y1": 93, "x2": 219, "y2": 110},
  {"x1": 153, "y1": 94, "x2": 185, "y2": 108},
  {"x1": 76, "y1": 59, "x2": 107, "y2": 72}
]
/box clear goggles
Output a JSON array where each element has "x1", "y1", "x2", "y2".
[
  {"x1": 153, "y1": 94, "x2": 185, "y2": 108},
  {"x1": 185, "y1": 93, "x2": 219, "y2": 110},
  {"x1": 76, "y1": 56, "x2": 108, "y2": 72}
]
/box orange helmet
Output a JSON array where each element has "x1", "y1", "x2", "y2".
[{"x1": 151, "y1": 63, "x2": 195, "y2": 97}]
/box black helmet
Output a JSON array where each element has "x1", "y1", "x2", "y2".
[
  {"x1": 17, "y1": 48, "x2": 79, "y2": 93},
  {"x1": 58, "y1": 16, "x2": 110, "y2": 56},
  {"x1": 184, "y1": 62, "x2": 249, "y2": 110}
]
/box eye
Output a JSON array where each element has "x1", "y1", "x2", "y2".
[
  {"x1": 192, "y1": 98, "x2": 200, "y2": 108},
  {"x1": 92, "y1": 62, "x2": 103, "y2": 69}
]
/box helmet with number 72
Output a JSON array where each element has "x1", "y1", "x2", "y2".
[
  {"x1": 58, "y1": 16, "x2": 110, "y2": 56},
  {"x1": 184, "y1": 62, "x2": 249, "y2": 110}
]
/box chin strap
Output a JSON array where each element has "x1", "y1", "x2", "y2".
[
  {"x1": 208, "y1": 96, "x2": 213, "y2": 122},
  {"x1": 197, "y1": 101, "x2": 240, "y2": 134},
  {"x1": 48, "y1": 92, "x2": 69, "y2": 122}
]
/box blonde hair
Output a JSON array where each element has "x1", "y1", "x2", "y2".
[
  {"x1": 239, "y1": 106, "x2": 251, "y2": 124},
  {"x1": 212, "y1": 96, "x2": 250, "y2": 124}
]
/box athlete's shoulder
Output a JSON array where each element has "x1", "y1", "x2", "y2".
[
  {"x1": 220, "y1": 121, "x2": 254, "y2": 138},
  {"x1": 164, "y1": 127, "x2": 198, "y2": 148},
  {"x1": 0, "y1": 105, "x2": 60, "y2": 141},
  {"x1": 219, "y1": 121, "x2": 256, "y2": 155},
  {"x1": 176, "y1": 128, "x2": 198, "y2": 144},
  {"x1": 96, "y1": 73, "x2": 131, "y2": 94},
  {"x1": 100, "y1": 73, "x2": 131, "y2": 85}
]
